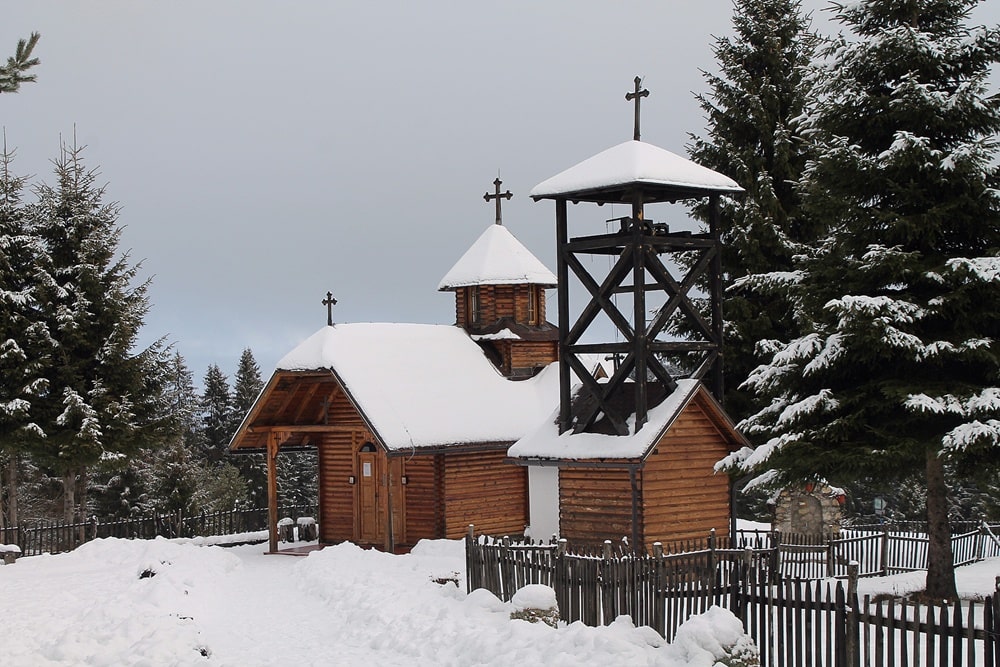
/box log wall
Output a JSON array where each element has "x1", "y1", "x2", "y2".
[
  {"x1": 558, "y1": 467, "x2": 636, "y2": 545},
  {"x1": 442, "y1": 451, "x2": 527, "y2": 538},
  {"x1": 402, "y1": 455, "x2": 443, "y2": 543},
  {"x1": 641, "y1": 401, "x2": 732, "y2": 543},
  {"x1": 454, "y1": 285, "x2": 547, "y2": 328},
  {"x1": 509, "y1": 341, "x2": 558, "y2": 370}
]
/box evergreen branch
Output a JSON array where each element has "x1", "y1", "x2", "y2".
[{"x1": 0, "y1": 32, "x2": 41, "y2": 94}]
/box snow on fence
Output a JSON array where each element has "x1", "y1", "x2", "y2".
[
  {"x1": 0, "y1": 504, "x2": 317, "y2": 557},
  {"x1": 737, "y1": 523, "x2": 1000, "y2": 579},
  {"x1": 465, "y1": 528, "x2": 1000, "y2": 667}
]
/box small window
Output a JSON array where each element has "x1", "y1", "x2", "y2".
[
  {"x1": 526, "y1": 287, "x2": 538, "y2": 325},
  {"x1": 468, "y1": 286, "x2": 483, "y2": 325}
]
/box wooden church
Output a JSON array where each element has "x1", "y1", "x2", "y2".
[
  {"x1": 230, "y1": 79, "x2": 749, "y2": 554},
  {"x1": 229, "y1": 179, "x2": 563, "y2": 553}
]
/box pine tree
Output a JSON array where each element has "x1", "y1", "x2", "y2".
[
  {"x1": 0, "y1": 33, "x2": 40, "y2": 94},
  {"x1": 232, "y1": 348, "x2": 267, "y2": 507},
  {"x1": 0, "y1": 140, "x2": 47, "y2": 527},
  {"x1": 233, "y1": 348, "x2": 264, "y2": 415},
  {"x1": 726, "y1": 0, "x2": 1000, "y2": 599},
  {"x1": 685, "y1": 0, "x2": 818, "y2": 422},
  {"x1": 30, "y1": 139, "x2": 169, "y2": 524},
  {"x1": 146, "y1": 352, "x2": 203, "y2": 514},
  {"x1": 200, "y1": 364, "x2": 234, "y2": 464}
]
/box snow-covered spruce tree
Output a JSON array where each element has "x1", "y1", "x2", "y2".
[
  {"x1": 30, "y1": 140, "x2": 168, "y2": 524},
  {"x1": 685, "y1": 0, "x2": 818, "y2": 423},
  {"x1": 200, "y1": 364, "x2": 234, "y2": 464},
  {"x1": 0, "y1": 33, "x2": 40, "y2": 94},
  {"x1": 95, "y1": 351, "x2": 203, "y2": 518},
  {"x1": 0, "y1": 141, "x2": 48, "y2": 527},
  {"x1": 725, "y1": 0, "x2": 1000, "y2": 600},
  {"x1": 232, "y1": 348, "x2": 267, "y2": 507}
]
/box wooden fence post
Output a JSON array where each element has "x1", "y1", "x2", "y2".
[
  {"x1": 992, "y1": 577, "x2": 1000, "y2": 667},
  {"x1": 770, "y1": 530, "x2": 782, "y2": 583},
  {"x1": 500, "y1": 535, "x2": 513, "y2": 601},
  {"x1": 652, "y1": 542, "x2": 665, "y2": 637},
  {"x1": 601, "y1": 540, "x2": 614, "y2": 625},
  {"x1": 835, "y1": 582, "x2": 848, "y2": 667},
  {"x1": 846, "y1": 561, "x2": 859, "y2": 667},
  {"x1": 826, "y1": 535, "x2": 835, "y2": 579},
  {"x1": 465, "y1": 524, "x2": 475, "y2": 594},
  {"x1": 736, "y1": 546, "x2": 753, "y2": 624},
  {"x1": 880, "y1": 525, "x2": 889, "y2": 576},
  {"x1": 555, "y1": 538, "x2": 569, "y2": 626},
  {"x1": 978, "y1": 521, "x2": 987, "y2": 563}
]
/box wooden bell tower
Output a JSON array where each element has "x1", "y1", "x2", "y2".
[{"x1": 530, "y1": 78, "x2": 743, "y2": 435}]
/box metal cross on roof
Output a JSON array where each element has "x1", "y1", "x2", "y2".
[
  {"x1": 484, "y1": 177, "x2": 513, "y2": 225},
  {"x1": 625, "y1": 76, "x2": 649, "y2": 141},
  {"x1": 322, "y1": 291, "x2": 337, "y2": 326}
]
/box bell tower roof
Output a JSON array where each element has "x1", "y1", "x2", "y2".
[
  {"x1": 438, "y1": 220, "x2": 557, "y2": 291},
  {"x1": 530, "y1": 139, "x2": 742, "y2": 204}
]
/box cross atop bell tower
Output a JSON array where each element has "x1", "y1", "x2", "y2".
[
  {"x1": 484, "y1": 176, "x2": 513, "y2": 226},
  {"x1": 625, "y1": 76, "x2": 649, "y2": 142}
]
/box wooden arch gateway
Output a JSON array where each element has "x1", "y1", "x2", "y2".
[
  {"x1": 233, "y1": 369, "x2": 350, "y2": 553},
  {"x1": 232, "y1": 369, "x2": 415, "y2": 554}
]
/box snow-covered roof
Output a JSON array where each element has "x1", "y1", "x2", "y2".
[
  {"x1": 509, "y1": 379, "x2": 743, "y2": 461},
  {"x1": 276, "y1": 323, "x2": 560, "y2": 450},
  {"x1": 530, "y1": 140, "x2": 743, "y2": 202},
  {"x1": 438, "y1": 223, "x2": 557, "y2": 290}
]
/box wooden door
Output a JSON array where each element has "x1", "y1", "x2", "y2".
[{"x1": 357, "y1": 449, "x2": 379, "y2": 543}]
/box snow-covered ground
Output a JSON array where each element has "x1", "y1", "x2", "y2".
[
  {"x1": 2, "y1": 534, "x2": 997, "y2": 666},
  {"x1": 0, "y1": 537, "x2": 755, "y2": 666}
]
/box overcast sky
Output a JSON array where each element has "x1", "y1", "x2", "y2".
[{"x1": 3, "y1": 1, "x2": 998, "y2": 383}]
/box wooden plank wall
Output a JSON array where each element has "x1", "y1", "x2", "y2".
[
  {"x1": 641, "y1": 401, "x2": 731, "y2": 543},
  {"x1": 402, "y1": 455, "x2": 443, "y2": 543},
  {"x1": 443, "y1": 451, "x2": 527, "y2": 538},
  {"x1": 559, "y1": 468, "x2": 635, "y2": 545},
  {"x1": 509, "y1": 341, "x2": 558, "y2": 369}
]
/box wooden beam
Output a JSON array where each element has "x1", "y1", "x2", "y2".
[
  {"x1": 557, "y1": 198, "x2": 571, "y2": 434},
  {"x1": 709, "y1": 193, "x2": 725, "y2": 402},
  {"x1": 564, "y1": 249, "x2": 635, "y2": 346},
  {"x1": 248, "y1": 424, "x2": 358, "y2": 434},
  {"x1": 267, "y1": 431, "x2": 280, "y2": 554},
  {"x1": 291, "y1": 381, "x2": 322, "y2": 424}
]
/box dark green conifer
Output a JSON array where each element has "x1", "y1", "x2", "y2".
[
  {"x1": 729, "y1": 0, "x2": 1000, "y2": 599},
  {"x1": 685, "y1": 0, "x2": 817, "y2": 422}
]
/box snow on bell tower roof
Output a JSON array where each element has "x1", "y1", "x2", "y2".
[
  {"x1": 438, "y1": 218, "x2": 557, "y2": 291},
  {"x1": 530, "y1": 139, "x2": 743, "y2": 204},
  {"x1": 439, "y1": 178, "x2": 557, "y2": 290}
]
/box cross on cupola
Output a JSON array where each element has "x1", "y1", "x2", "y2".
[
  {"x1": 625, "y1": 76, "x2": 649, "y2": 141},
  {"x1": 484, "y1": 177, "x2": 513, "y2": 225},
  {"x1": 322, "y1": 291, "x2": 337, "y2": 326}
]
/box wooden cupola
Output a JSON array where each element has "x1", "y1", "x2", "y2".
[
  {"x1": 438, "y1": 177, "x2": 559, "y2": 378},
  {"x1": 530, "y1": 77, "x2": 743, "y2": 435}
]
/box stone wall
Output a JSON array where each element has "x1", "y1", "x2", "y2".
[{"x1": 773, "y1": 484, "x2": 845, "y2": 535}]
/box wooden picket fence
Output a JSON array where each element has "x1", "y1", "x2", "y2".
[
  {"x1": 0, "y1": 504, "x2": 317, "y2": 557},
  {"x1": 466, "y1": 529, "x2": 1000, "y2": 667},
  {"x1": 737, "y1": 523, "x2": 1000, "y2": 579}
]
